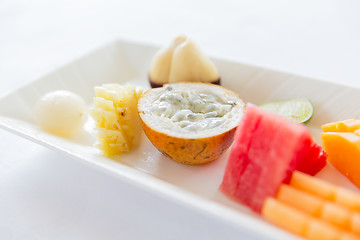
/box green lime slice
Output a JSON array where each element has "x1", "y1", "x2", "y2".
[{"x1": 260, "y1": 98, "x2": 314, "y2": 123}]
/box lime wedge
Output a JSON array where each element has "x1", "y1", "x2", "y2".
[{"x1": 260, "y1": 98, "x2": 314, "y2": 123}]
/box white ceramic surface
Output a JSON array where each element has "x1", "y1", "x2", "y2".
[{"x1": 1, "y1": 40, "x2": 360, "y2": 240}]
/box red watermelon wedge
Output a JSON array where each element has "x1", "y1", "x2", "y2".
[{"x1": 220, "y1": 104, "x2": 326, "y2": 212}]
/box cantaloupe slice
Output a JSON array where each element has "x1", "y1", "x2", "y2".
[
  {"x1": 277, "y1": 184, "x2": 324, "y2": 217},
  {"x1": 277, "y1": 184, "x2": 360, "y2": 232},
  {"x1": 352, "y1": 214, "x2": 360, "y2": 235},
  {"x1": 290, "y1": 171, "x2": 337, "y2": 201},
  {"x1": 262, "y1": 197, "x2": 309, "y2": 236},
  {"x1": 322, "y1": 202, "x2": 352, "y2": 230},
  {"x1": 321, "y1": 132, "x2": 360, "y2": 189},
  {"x1": 264, "y1": 172, "x2": 360, "y2": 239},
  {"x1": 262, "y1": 198, "x2": 360, "y2": 240},
  {"x1": 290, "y1": 171, "x2": 360, "y2": 211},
  {"x1": 321, "y1": 119, "x2": 360, "y2": 190},
  {"x1": 336, "y1": 188, "x2": 360, "y2": 212},
  {"x1": 343, "y1": 233, "x2": 360, "y2": 240},
  {"x1": 306, "y1": 219, "x2": 342, "y2": 240},
  {"x1": 322, "y1": 119, "x2": 360, "y2": 133}
]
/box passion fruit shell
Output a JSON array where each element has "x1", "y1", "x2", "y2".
[
  {"x1": 138, "y1": 82, "x2": 245, "y2": 165},
  {"x1": 149, "y1": 78, "x2": 220, "y2": 89}
]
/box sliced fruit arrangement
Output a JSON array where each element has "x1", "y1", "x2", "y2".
[
  {"x1": 290, "y1": 171, "x2": 360, "y2": 211},
  {"x1": 260, "y1": 98, "x2": 314, "y2": 123},
  {"x1": 90, "y1": 84, "x2": 143, "y2": 156},
  {"x1": 262, "y1": 171, "x2": 360, "y2": 240},
  {"x1": 321, "y1": 119, "x2": 360, "y2": 189},
  {"x1": 220, "y1": 104, "x2": 326, "y2": 212},
  {"x1": 148, "y1": 35, "x2": 220, "y2": 88},
  {"x1": 262, "y1": 199, "x2": 360, "y2": 240},
  {"x1": 137, "y1": 82, "x2": 245, "y2": 165}
]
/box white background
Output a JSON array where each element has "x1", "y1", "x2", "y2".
[{"x1": 1, "y1": 0, "x2": 360, "y2": 239}]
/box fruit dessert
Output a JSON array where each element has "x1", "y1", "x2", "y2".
[
  {"x1": 35, "y1": 90, "x2": 88, "y2": 137},
  {"x1": 262, "y1": 171, "x2": 360, "y2": 240},
  {"x1": 90, "y1": 84, "x2": 143, "y2": 156},
  {"x1": 220, "y1": 104, "x2": 326, "y2": 212},
  {"x1": 137, "y1": 82, "x2": 245, "y2": 165},
  {"x1": 321, "y1": 119, "x2": 360, "y2": 189},
  {"x1": 148, "y1": 35, "x2": 220, "y2": 88}
]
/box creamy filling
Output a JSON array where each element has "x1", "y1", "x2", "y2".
[{"x1": 150, "y1": 85, "x2": 236, "y2": 131}]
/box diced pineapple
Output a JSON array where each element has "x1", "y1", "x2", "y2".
[
  {"x1": 94, "y1": 97, "x2": 116, "y2": 112},
  {"x1": 94, "y1": 86, "x2": 120, "y2": 103},
  {"x1": 90, "y1": 108, "x2": 120, "y2": 129},
  {"x1": 91, "y1": 83, "x2": 143, "y2": 156}
]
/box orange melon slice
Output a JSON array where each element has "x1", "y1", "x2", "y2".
[
  {"x1": 290, "y1": 171, "x2": 337, "y2": 201},
  {"x1": 321, "y1": 119, "x2": 360, "y2": 189},
  {"x1": 262, "y1": 197, "x2": 309, "y2": 236},
  {"x1": 261, "y1": 198, "x2": 360, "y2": 240},
  {"x1": 322, "y1": 119, "x2": 360, "y2": 133},
  {"x1": 321, "y1": 132, "x2": 360, "y2": 189},
  {"x1": 290, "y1": 171, "x2": 360, "y2": 211},
  {"x1": 277, "y1": 184, "x2": 360, "y2": 232},
  {"x1": 306, "y1": 219, "x2": 343, "y2": 240},
  {"x1": 262, "y1": 198, "x2": 360, "y2": 240},
  {"x1": 277, "y1": 184, "x2": 324, "y2": 217}
]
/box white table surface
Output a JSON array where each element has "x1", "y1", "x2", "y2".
[{"x1": 1, "y1": 0, "x2": 360, "y2": 239}]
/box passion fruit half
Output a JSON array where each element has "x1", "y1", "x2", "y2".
[{"x1": 138, "y1": 82, "x2": 245, "y2": 165}]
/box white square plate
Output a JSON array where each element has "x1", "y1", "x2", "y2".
[{"x1": 1, "y1": 40, "x2": 360, "y2": 239}]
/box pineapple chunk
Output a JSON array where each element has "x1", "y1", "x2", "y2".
[
  {"x1": 91, "y1": 83, "x2": 143, "y2": 156},
  {"x1": 90, "y1": 108, "x2": 120, "y2": 129},
  {"x1": 94, "y1": 97, "x2": 116, "y2": 112}
]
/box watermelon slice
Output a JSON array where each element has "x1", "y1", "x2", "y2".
[
  {"x1": 296, "y1": 142, "x2": 327, "y2": 176},
  {"x1": 220, "y1": 104, "x2": 326, "y2": 212}
]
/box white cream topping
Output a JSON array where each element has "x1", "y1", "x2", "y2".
[{"x1": 150, "y1": 85, "x2": 236, "y2": 131}]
